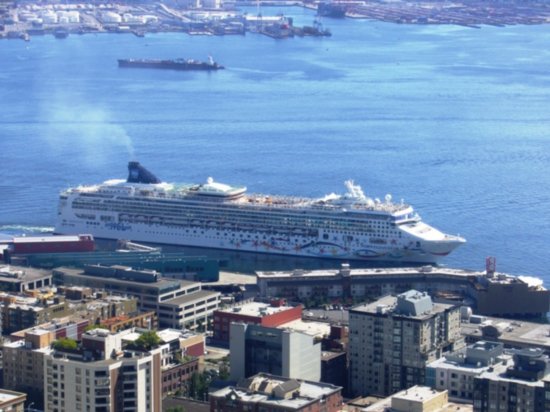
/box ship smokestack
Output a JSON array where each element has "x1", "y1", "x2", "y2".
[{"x1": 127, "y1": 161, "x2": 161, "y2": 184}]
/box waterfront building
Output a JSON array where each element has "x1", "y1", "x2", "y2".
[
  {"x1": 210, "y1": 373, "x2": 343, "y2": 412},
  {"x1": 0, "y1": 264, "x2": 52, "y2": 293},
  {"x1": 0, "y1": 389, "x2": 27, "y2": 412},
  {"x1": 472, "y1": 348, "x2": 550, "y2": 412},
  {"x1": 212, "y1": 300, "x2": 303, "y2": 342},
  {"x1": 230, "y1": 323, "x2": 321, "y2": 382},
  {"x1": 362, "y1": 386, "x2": 473, "y2": 412},
  {"x1": 53, "y1": 265, "x2": 220, "y2": 329},
  {"x1": 426, "y1": 341, "x2": 509, "y2": 402},
  {"x1": 257, "y1": 264, "x2": 550, "y2": 318},
  {"x1": 349, "y1": 290, "x2": 463, "y2": 397}
]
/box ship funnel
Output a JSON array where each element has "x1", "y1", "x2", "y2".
[{"x1": 127, "y1": 161, "x2": 161, "y2": 184}]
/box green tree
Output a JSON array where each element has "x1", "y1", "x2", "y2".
[
  {"x1": 52, "y1": 337, "x2": 78, "y2": 351},
  {"x1": 131, "y1": 331, "x2": 161, "y2": 351}
]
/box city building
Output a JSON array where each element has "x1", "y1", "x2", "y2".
[
  {"x1": 349, "y1": 290, "x2": 463, "y2": 397},
  {"x1": 257, "y1": 264, "x2": 550, "y2": 318},
  {"x1": 10, "y1": 316, "x2": 89, "y2": 342},
  {"x1": 473, "y1": 348, "x2": 550, "y2": 412},
  {"x1": 230, "y1": 322, "x2": 321, "y2": 382},
  {"x1": 210, "y1": 373, "x2": 343, "y2": 412},
  {"x1": 53, "y1": 265, "x2": 220, "y2": 329},
  {"x1": 0, "y1": 292, "x2": 69, "y2": 334},
  {"x1": 212, "y1": 300, "x2": 302, "y2": 342},
  {"x1": 426, "y1": 341, "x2": 509, "y2": 402},
  {"x1": 3, "y1": 328, "x2": 56, "y2": 409},
  {"x1": 321, "y1": 350, "x2": 347, "y2": 389},
  {"x1": 0, "y1": 389, "x2": 27, "y2": 412},
  {"x1": 43, "y1": 328, "x2": 164, "y2": 412},
  {"x1": 0, "y1": 264, "x2": 52, "y2": 292},
  {"x1": 128, "y1": 328, "x2": 204, "y2": 397},
  {"x1": 461, "y1": 314, "x2": 550, "y2": 354},
  {"x1": 362, "y1": 386, "x2": 473, "y2": 412}
]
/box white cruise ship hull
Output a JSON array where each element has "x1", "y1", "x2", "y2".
[{"x1": 55, "y1": 218, "x2": 461, "y2": 264}]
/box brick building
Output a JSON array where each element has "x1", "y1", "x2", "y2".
[
  {"x1": 210, "y1": 373, "x2": 342, "y2": 412},
  {"x1": 212, "y1": 300, "x2": 302, "y2": 343}
]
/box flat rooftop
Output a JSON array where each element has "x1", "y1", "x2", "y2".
[
  {"x1": 55, "y1": 266, "x2": 188, "y2": 292},
  {"x1": 162, "y1": 289, "x2": 219, "y2": 307},
  {"x1": 279, "y1": 319, "x2": 330, "y2": 339},
  {"x1": 257, "y1": 266, "x2": 482, "y2": 279},
  {"x1": 0, "y1": 265, "x2": 51, "y2": 283},
  {"x1": 363, "y1": 386, "x2": 473, "y2": 412},
  {"x1": 217, "y1": 301, "x2": 296, "y2": 317},
  {"x1": 461, "y1": 316, "x2": 550, "y2": 350},
  {"x1": 0, "y1": 389, "x2": 26, "y2": 405},
  {"x1": 212, "y1": 374, "x2": 340, "y2": 409},
  {"x1": 351, "y1": 294, "x2": 453, "y2": 320}
]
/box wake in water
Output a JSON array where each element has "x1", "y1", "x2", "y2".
[{"x1": 0, "y1": 225, "x2": 55, "y2": 236}]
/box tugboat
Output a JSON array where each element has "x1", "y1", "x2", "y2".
[{"x1": 117, "y1": 55, "x2": 224, "y2": 71}]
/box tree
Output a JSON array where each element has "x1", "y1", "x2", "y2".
[
  {"x1": 52, "y1": 337, "x2": 78, "y2": 351},
  {"x1": 130, "y1": 331, "x2": 161, "y2": 351}
]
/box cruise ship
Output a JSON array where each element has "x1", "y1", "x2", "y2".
[{"x1": 54, "y1": 162, "x2": 465, "y2": 263}]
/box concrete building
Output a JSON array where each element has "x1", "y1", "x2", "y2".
[
  {"x1": 0, "y1": 292, "x2": 69, "y2": 334},
  {"x1": 43, "y1": 328, "x2": 163, "y2": 412},
  {"x1": 0, "y1": 389, "x2": 27, "y2": 412},
  {"x1": 212, "y1": 300, "x2": 302, "y2": 342},
  {"x1": 321, "y1": 350, "x2": 347, "y2": 389},
  {"x1": 3, "y1": 328, "x2": 55, "y2": 409},
  {"x1": 461, "y1": 314, "x2": 550, "y2": 354},
  {"x1": 53, "y1": 265, "x2": 220, "y2": 329},
  {"x1": 349, "y1": 290, "x2": 462, "y2": 397},
  {"x1": 362, "y1": 386, "x2": 473, "y2": 412},
  {"x1": 426, "y1": 341, "x2": 509, "y2": 402},
  {"x1": 473, "y1": 348, "x2": 550, "y2": 412},
  {"x1": 230, "y1": 322, "x2": 321, "y2": 382},
  {"x1": 0, "y1": 265, "x2": 52, "y2": 292},
  {"x1": 210, "y1": 373, "x2": 343, "y2": 412},
  {"x1": 257, "y1": 264, "x2": 550, "y2": 318}
]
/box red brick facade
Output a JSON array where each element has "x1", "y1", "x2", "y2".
[
  {"x1": 162, "y1": 358, "x2": 199, "y2": 396},
  {"x1": 213, "y1": 304, "x2": 302, "y2": 342}
]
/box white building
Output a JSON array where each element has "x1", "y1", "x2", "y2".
[
  {"x1": 43, "y1": 328, "x2": 163, "y2": 412},
  {"x1": 230, "y1": 322, "x2": 321, "y2": 382}
]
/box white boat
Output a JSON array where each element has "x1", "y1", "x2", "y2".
[{"x1": 54, "y1": 162, "x2": 465, "y2": 263}]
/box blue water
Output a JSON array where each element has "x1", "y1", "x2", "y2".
[{"x1": 1, "y1": 7, "x2": 550, "y2": 281}]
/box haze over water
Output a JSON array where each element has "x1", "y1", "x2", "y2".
[{"x1": 1, "y1": 7, "x2": 550, "y2": 282}]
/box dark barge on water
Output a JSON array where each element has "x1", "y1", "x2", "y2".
[{"x1": 117, "y1": 56, "x2": 224, "y2": 71}]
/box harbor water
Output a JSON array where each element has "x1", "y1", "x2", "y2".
[{"x1": 1, "y1": 7, "x2": 550, "y2": 282}]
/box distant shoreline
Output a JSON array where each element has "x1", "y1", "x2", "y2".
[{"x1": 1, "y1": 0, "x2": 550, "y2": 42}]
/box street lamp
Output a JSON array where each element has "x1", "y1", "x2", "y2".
[{"x1": 26, "y1": 402, "x2": 35, "y2": 412}]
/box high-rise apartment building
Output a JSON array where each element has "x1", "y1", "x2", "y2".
[
  {"x1": 349, "y1": 290, "x2": 462, "y2": 397},
  {"x1": 43, "y1": 328, "x2": 163, "y2": 412}
]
